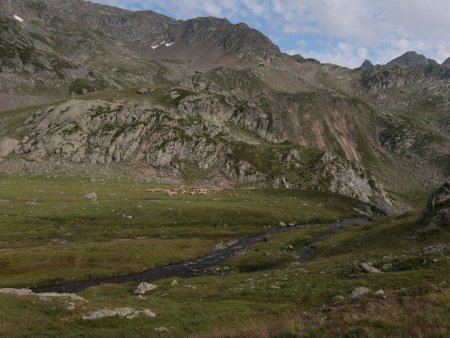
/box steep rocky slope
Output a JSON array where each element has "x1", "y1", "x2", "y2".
[
  {"x1": 358, "y1": 64, "x2": 450, "y2": 188},
  {"x1": 1, "y1": 88, "x2": 393, "y2": 212}
]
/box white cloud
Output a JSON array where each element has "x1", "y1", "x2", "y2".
[{"x1": 93, "y1": 0, "x2": 450, "y2": 67}]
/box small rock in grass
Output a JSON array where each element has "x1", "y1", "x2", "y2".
[
  {"x1": 279, "y1": 222, "x2": 287, "y2": 227},
  {"x1": 155, "y1": 327, "x2": 169, "y2": 333},
  {"x1": 381, "y1": 263, "x2": 393, "y2": 272},
  {"x1": 270, "y1": 285, "x2": 281, "y2": 289},
  {"x1": 350, "y1": 287, "x2": 370, "y2": 299},
  {"x1": 333, "y1": 295, "x2": 346, "y2": 304},
  {"x1": 84, "y1": 192, "x2": 97, "y2": 201},
  {"x1": 134, "y1": 282, "x2": 158, "y2": 294},
  {"x1": 215, "y1": 242, "x2": 227, "y2": 250},
  {"x1": 374, "y1": 289, "x2": 386, "y2": 299},
  {"x1": 171, "y1": 280, "x2": 178, "y2": 286}
]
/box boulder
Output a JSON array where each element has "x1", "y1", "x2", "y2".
[
  {"x1": 134, "y1": 282, "x2": 158, "y2": 294},
  {"x1": 82, "y1": 307, "x2": 156, "y2": 320},
  {"x1": 352, "y1": 262, "x2": 381, "y2": 273},
  {"x1": 136, "y1": 88, "x2": 150, "y2": 94},
  {"x1": 381, "y1": 263, "x2": 393, "y2": 272},
  {"x1": 350, "y1": 287, "x2": 370, "y2": 299},
  {"x1": 0, "y1": 138, "x2": 19, "y2": 158}
]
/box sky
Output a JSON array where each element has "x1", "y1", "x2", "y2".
[{"x1": 92, "y1": 0, "x2": 450, "y2": 68}]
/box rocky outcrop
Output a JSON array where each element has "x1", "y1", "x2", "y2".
[
  {"x1": 11, "y1": 95, "x2": 393, "y2": 210},
  {"x1": 317, "y1": 153, "x2": 393, "y2": 213},
  {"x1": 418, "y1": 181, "x2": 450, "y2": 230}
]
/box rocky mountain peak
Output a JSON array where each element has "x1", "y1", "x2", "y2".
[
  {"x1": 360, "y1": 59, "x2": 374, "y2": 69},
  {"x1": 387, "y1": 51, "x2": 438, "y2": 67},
  {"x1": 443, "y1": 57, "x2": 450, "y2": 65}
]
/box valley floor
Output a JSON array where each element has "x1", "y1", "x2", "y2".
[{"x1": 0, "y1": 175, "x2": 448, "y2": 337}]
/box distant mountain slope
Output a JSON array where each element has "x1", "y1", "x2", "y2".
[
  {"x1": 0, "y1": 0, "x2": 282, "y2": 66},
  {"x1": 0, "y1": 0, "x2": 283, "y2": 109}
]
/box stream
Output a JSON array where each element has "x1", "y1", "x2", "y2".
[{"x1": 31, "y1": 218, "x2": 368, "y2": 294}]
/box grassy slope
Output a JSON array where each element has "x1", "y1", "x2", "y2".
[{"x1": 0, "y1": 175, "x2": 448, "y2": 337}]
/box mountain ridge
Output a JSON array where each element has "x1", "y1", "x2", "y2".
[{"x1": 1, "y1": 0, "x2": 449, "y2": 214}]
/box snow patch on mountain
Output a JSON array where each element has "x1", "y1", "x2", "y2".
[{"x1": 13, "y1": 14, "x2": 24, "y2": 23}]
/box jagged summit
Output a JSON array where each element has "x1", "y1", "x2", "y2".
[
  {"x1": 387, "y1": 51, "x2": 437, "y2": 67},
  {"x1": 442, "y1": 57, "x2": 450, "y2": 65},
  {"x1": 360, "y1": 59, "x2": 374, "y2": 69}
]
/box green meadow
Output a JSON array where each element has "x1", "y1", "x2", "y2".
[{"x1": 0, "y1": 175, "x2": 448, "y2": 337}]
